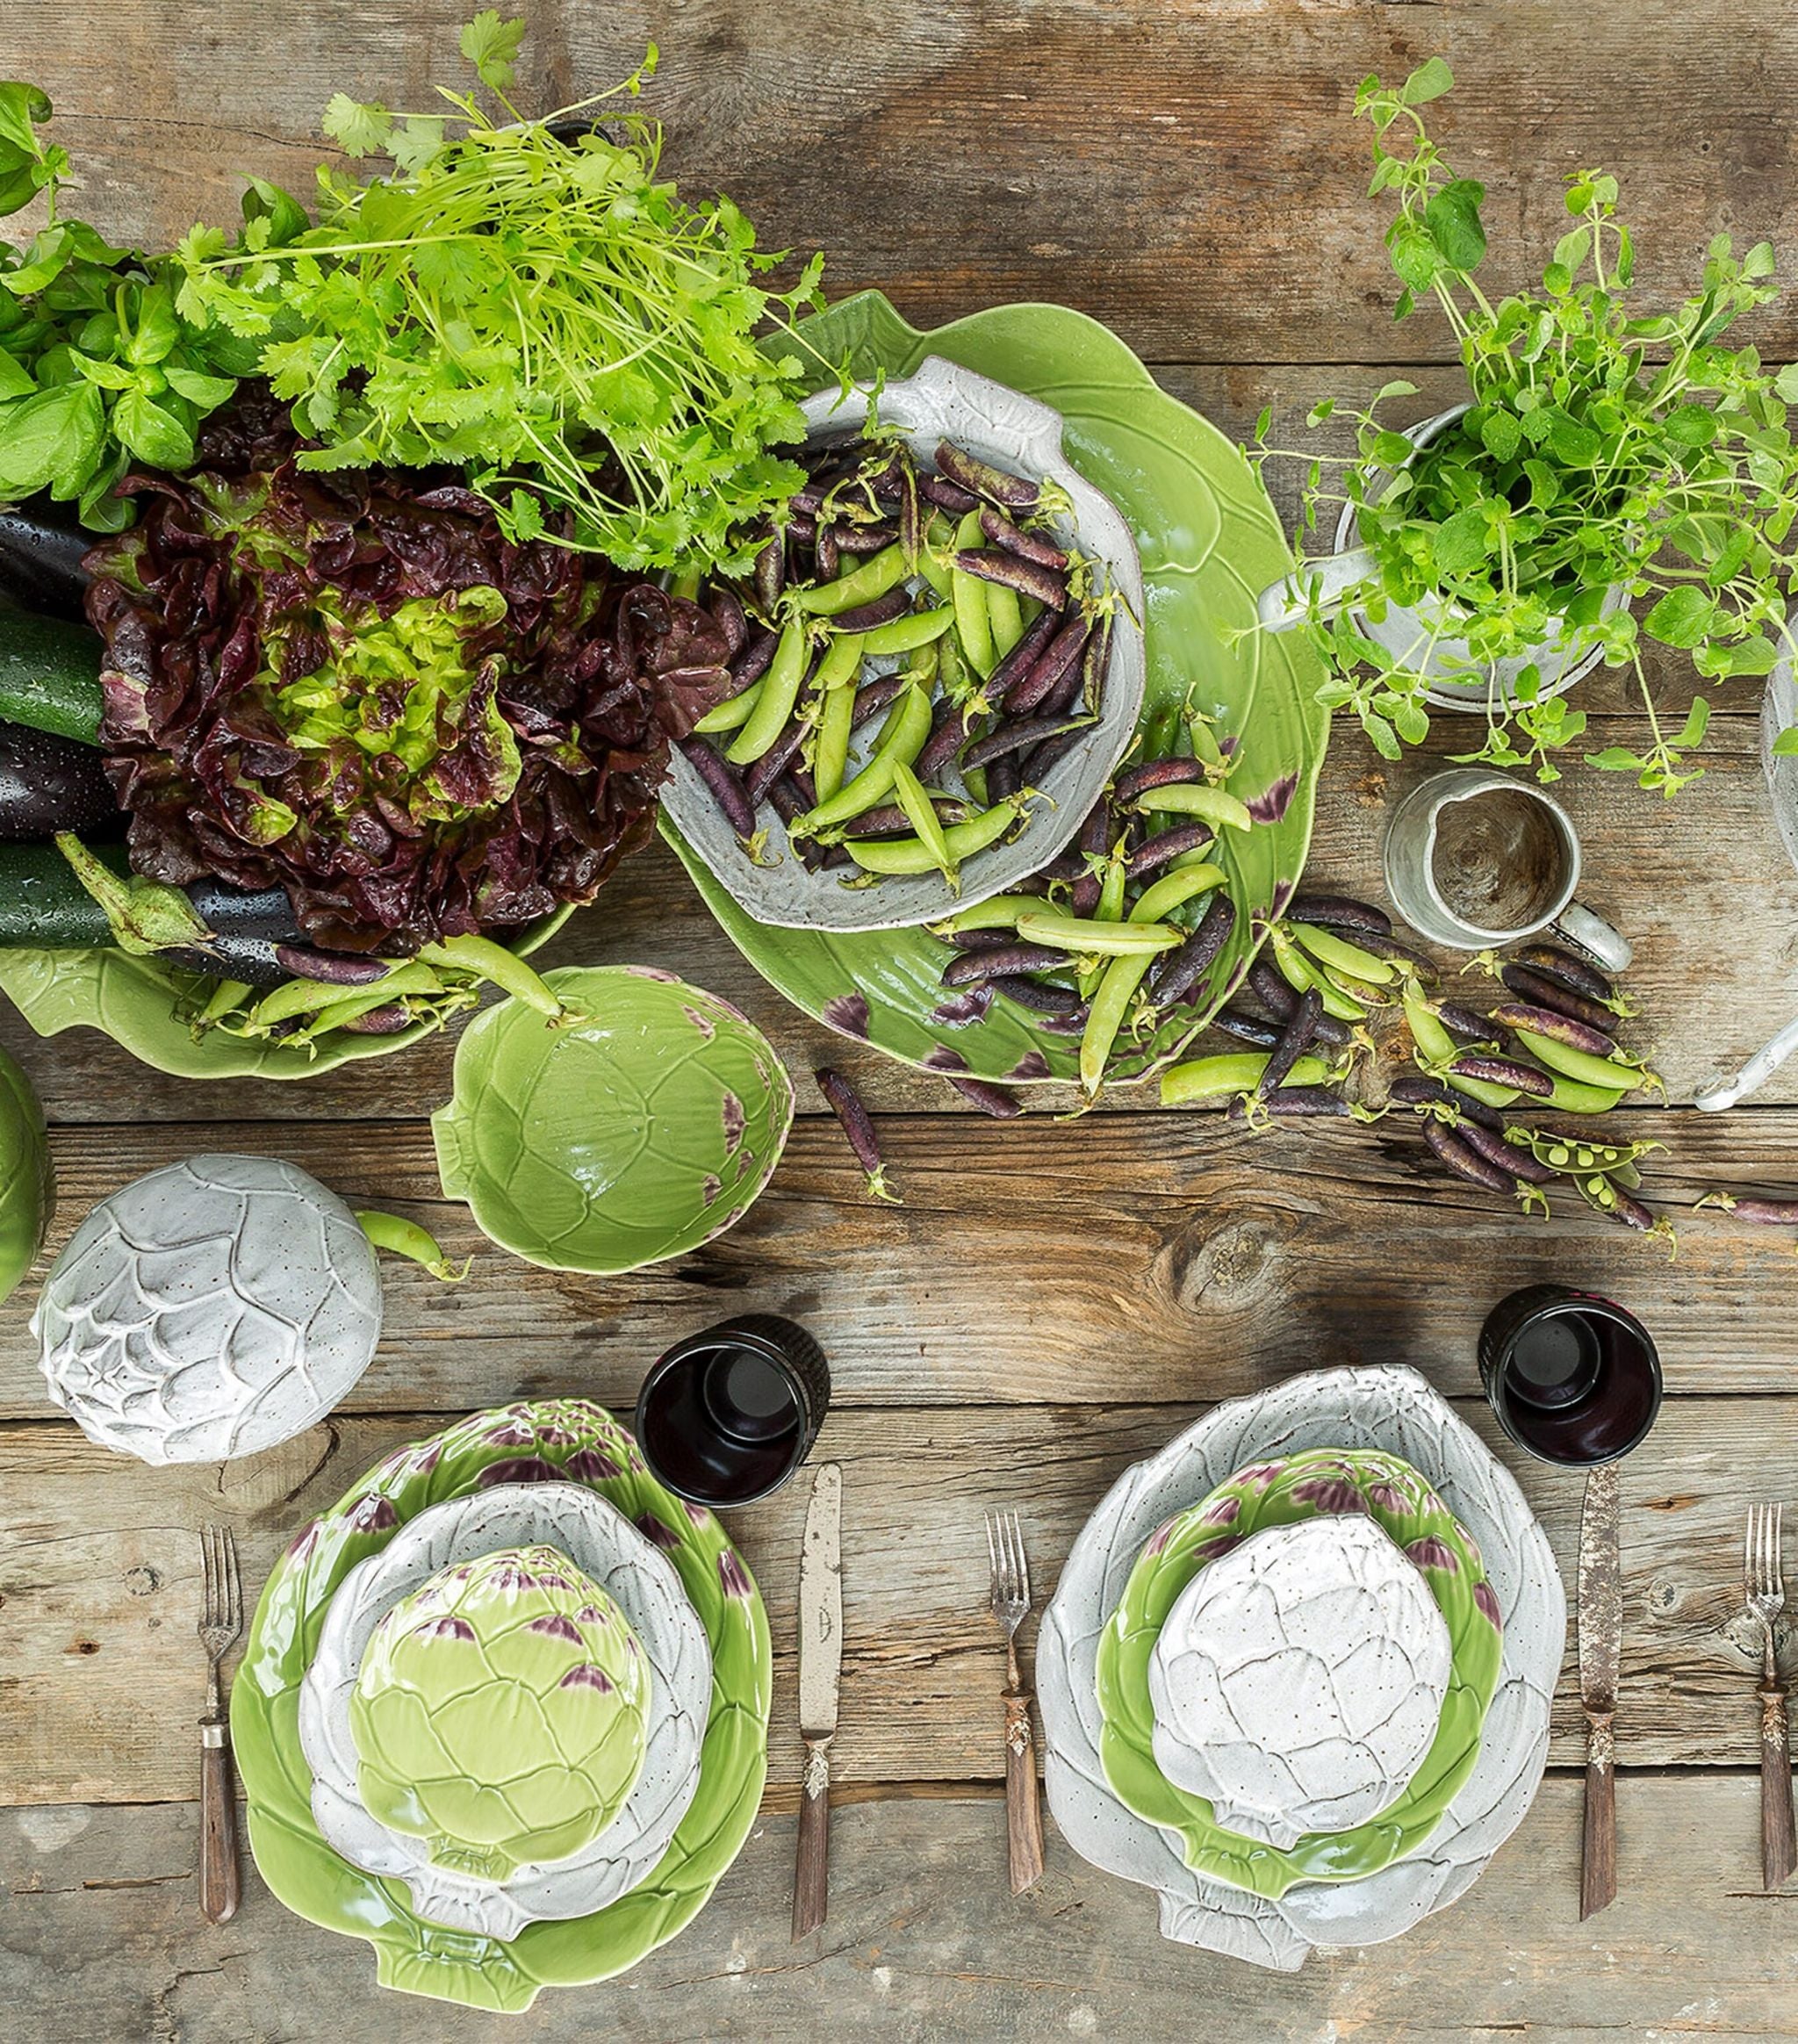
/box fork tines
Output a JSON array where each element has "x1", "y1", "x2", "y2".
[
  {"x1": 984, "y1": 1509, "x2": 1032, "y2": 1624},
  {"x1": 1747, "y1": 1502, "x2": 1787, "y2": 1604},
  {"x1": 199, "y1": 1522, "x2": 243, "y2": 1645}
]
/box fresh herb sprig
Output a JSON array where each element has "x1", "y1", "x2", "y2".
[
  {"x1": 174, "y1": 15, "x2": 828, "y2": 572},
  {"x1": 0, "y1": 83, "x2": 248, "y2": 527},
  {"x1": 1255, "y1": 61, "x2": 1798, "y2": 794}
]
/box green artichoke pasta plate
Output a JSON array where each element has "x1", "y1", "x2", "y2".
[
  {"x1": 1094, "y1": 1447, "x2": 1503, "y2": 1896},
  {"x1": 232, "y1": 1400, "x2": 772, "y2": 2012},
  {"x1": 663, "y1": 291, "x2": 1330, "y2": 1086}
]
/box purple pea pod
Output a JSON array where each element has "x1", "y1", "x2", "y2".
[
  {"x1": 1006, "y1": 615, "x2": 1090, "y2": 715},
  {"x1": 1258, "y1": 985, "x2": 1322, "y2": 1096},
  {"x1": 1127, "y1": 821, "x2": 1215, "y2": 881},
  {"x1": 949, "y1": 928, "x2": 1018, "y2": 952},
  {"x1": 941, "y1": 943, "x2": 1074, "y2": 988},
  {"x1": 979, "y1": 505, "x2": 1069, "y2": 572},
  {"x1": 815, "y1": 524, "x2": 840, "y2": 581},
  {"x1": 744, "y1": 700, "x2": 817, "y2": 805},
  {"x1": 1420, "y1": 1114, "x2": 1517, "y2": 1195},
  {"x1": 1511, "y1": 941, "x2": 1622, "y2": 1008},
  {"x1": 1247, "y1": 954, "x2": 1297, "y2": 1018},
  {"x1": 916, "y1": 698, "x2": 982, "y2": 785},
  {"x1": 1229, "y1": 1086, "x2": 1350, "y2": 1120},
  {"x1": 830, "y1": 587, "x2": 915, "y2": 633},
  {"x1": 769, "y1": 778, "x2": 848, "y2": 871},
  {"x1": 1148, "y1": 893, "x2": 1236, "y2": 1007},
  {"x1": 816, "y1": 1067, "x2": 900, "y2": 1204},
  {"x1": 1489, "y1": 1000, "x2": 1620, "y2": 1062},
  {"x1": 1023, "y1": 725, "x2": 1090, "y2": 780},
  {"x1": 849, "y1": 673, "x2": 910, "y2": 731},
  {"x1": 1699, "y1": 1192, "x2": 1798, "y2": 1226},
  {"x1": 1068, "y1": 800, "x2": 1111, "y2": 918},
  {"x1": 961, "y1": 716, "x2": 1086, "y2": 772},
  {"x1": 1112, "y1": 757, "x2": 1207, "y2": 806},
  {"x1": 1447, "y1": 1051, "x2": 1555, "y2": 1098},
  {"x1": 680, "y1": 738, "x2": 757, "y2": 838},
  {"x1": 272, "y1": 946, "x2": 393, "y2": 986},
  {"x1": 1433, "y1": 1000, "x2": 1495, "y2": 1042},
  {"x1": 953, "y1": 547, "x2": 1068, "y2": 610},
  {"x1": 947, "y1": 1073, "x2": 1024, "y2": 1117},
  {"x1": 989, "y1": 975, "x2": 1086, "y2": 1018},
  {"x1": 730, "y1": 627, "x2": 780, "y2": 693},
  {"x1": 934, "y1": 441, "x2": 1038, "y2": 512},
  {"x1": 1500, "y1": 962, "x2": 1622, "y2": 1035},
  {"x1": 986, "y1": 754, "x2": 1022, "y2": 802},
  {"x1": 1386, "y1": 1071, "x2": 1507, "y2": 1132},
  {"x1": 987, "y1": 607, "x2": 1061, "y2": 704},
  {"x1": 336, "y1": 1002, "x2": 414, "y2": 1034},
  {"x1": 1285, "y1": 893, "x2": 1392, "y2": 937},
  {"x1": 1457, "y1": 1120, "x2": 1560, "y2": 1185},
  {"x1": 754, "y1": 537, "x2": 783, "y2": 611},
  {"x1": 919, "y1": 473, "x2": 981, "y2": 515},
  {"x1": 833, "y1": 521, "x2": 900, "y2": 555},
  {"x1": 709, "y1": 586, "x2": 748, "y2": 659},
  {"x1": 1079, "y1": 609, "x2": 1111, "y2": 716},
  {"x1": 1209, "y1": 1006, "x2": 1282, "y2": 1049},
  {"x1": 1348, "y1": 929, "x2": 1439, "y2": 982}
]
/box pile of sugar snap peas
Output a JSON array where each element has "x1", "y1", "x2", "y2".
[{"x1": 678, "y1": 429, "x2": 1119, "y2": 890}]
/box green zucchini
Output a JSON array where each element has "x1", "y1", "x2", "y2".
[
  {"x1": 0, "y1": 610, "x2": 105, "y2": 745},
  {"x1": 0, "y1": 839, "x2": 125, "y2": 946}
]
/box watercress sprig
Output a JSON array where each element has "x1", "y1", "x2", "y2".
[{"x1": 1255, "y1": 61, "x2": 1798, "y2": 795}]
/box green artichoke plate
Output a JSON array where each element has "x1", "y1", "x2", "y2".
[
  {"x1": 232, "y1": 1400, "x2": 772, "y2": 2012},
  {"x1": 431, "y1": 966, "x2": 794, "y2": 1274},
  {"x1": 0, "y1": 906, "x2": 571, "y2": 1082},
  {"x1": 0, "y1": 1040, "x2": 51, "y2": 1304},
  {"x1": 1094, "y1": 1447, "x2": 1503, "y2": 1896},
  {"x1": 663, "y1": 292, "x2": 1330, "y2": 1085}
]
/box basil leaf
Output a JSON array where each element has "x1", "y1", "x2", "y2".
[
  {"x1": 0, "y1": 82, "x2": 51, "y2": 157},
  {"x1": 1643, "y1": 587, "x2": 1720, "y2": 650},
  {"x1": 164, "y1": 364, "x2": 237, "y2": 407},
  {"x1": 1424, "y1": 178, "x2": 1487, "y2": 273},
  {"x1": 0, "y1": 379, "x2": 100, "y2": 496},
  {"x1": 112, "y1": 387, "x2": 196, "y2": 470},
  {"x1": 0, "y1": 344, "x2": 34, "y2": 401}
]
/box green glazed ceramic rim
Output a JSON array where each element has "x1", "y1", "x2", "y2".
[
  {"x1": 1094, "y1": 1447, "x2": 1503, "y2": 1896},
  {"x1": 232, "y1": 1400, "x2": 772, "y2": 2012},
  {"x1": 664, "y1": 291, "x2": 1330, "y2": 1086}
]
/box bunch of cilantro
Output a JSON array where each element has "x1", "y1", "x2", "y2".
[
  {"x1": 173, "y1": 15, "x2": 827, "y2": 572},
  {"x1": 1258, "y1": 60, "x2": 1798, "y2": 795},
  {"x1": 0, "y1": 83, "x2": 248, "y2": 529}
]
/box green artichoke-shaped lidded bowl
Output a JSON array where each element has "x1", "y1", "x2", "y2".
[
  {"x1": 349, "y1": 1544, "x2": 651, "y2": 1882},
  {"x1": 432, "y1": 966, "x2": 794, "y2": 1276}
]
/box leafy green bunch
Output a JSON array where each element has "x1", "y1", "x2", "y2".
[
  {"x1": 173, "y1": 14, "x2": 828, "y2": 572},
  {"x1": 0, "y1": 83, "x2": 248, "y2": 528},
  {"x1": 1256, "y1": 60, "x2": 1798, "y2": 794}
]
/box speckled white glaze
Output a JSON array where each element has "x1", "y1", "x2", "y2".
[
  {"x1": 298, "y1": 1483, "x2": 709, "y2": 1941},
  {"x1": 1037, "y1": 1365, "x2": 1564, "y2": 1971}
]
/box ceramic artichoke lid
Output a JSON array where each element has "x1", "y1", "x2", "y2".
[
  {"x1": 32, "y1": 1154, "x2": 382, "y2": 1464},
  {"x1": 349, "y1": 1544, "x2": 651, "y2": 1883},
  {"x1": 1148, "y1": 1515, "x2": 1453, "y2": 1849}
]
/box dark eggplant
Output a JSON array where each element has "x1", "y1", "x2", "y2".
[
  {"x1": 0, "y1": 503, "x2": 93, "y2": 623},
  {"x1": 0, "y1": 722, "x2": 118, "y2": 839}
]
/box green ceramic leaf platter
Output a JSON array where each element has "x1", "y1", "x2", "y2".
[
  {"x1": 1094, "y1": 1447, "x2": 1503, "y2": 1896},
  {"x1": 663, "y1": 292, "x2": 1331, "y2": 1086},
  {"x1": 232, "y1": 1400, "x2": 772, "y2": 2013},
  {"x1": 0, "y1": 905, "x2": 572, "y2": 1081},
  {"x1": 0, "y1": 1040, "x2": 51, "y2": 1304},
  {"x1": 431, "y1": 966, "x2": 795, "y2": 1275}
]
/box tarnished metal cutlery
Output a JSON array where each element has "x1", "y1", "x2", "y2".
[
  {"x1": 1744, "y1": 1501, "x2": 1795, "y2": 1890},
  {"x1": 197, "y1": 1522, "x2": 244, "y2": 1924},
  {"x1": 984, "y1": 1509, "x2": 1044, "y2": 1894}
]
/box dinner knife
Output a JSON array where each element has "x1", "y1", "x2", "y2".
[
  {"x1": 1578, "y1": 1462, "x2": 1623, "y2": 1919},
  {"x1": 793, "y1": 1460, "x2": 843, "y2": 1940}
]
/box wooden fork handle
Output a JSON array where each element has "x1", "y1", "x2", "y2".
[
  {"x1": 1759, "y1": 1677, "x2": 1796, "y2": 1890},
  {"x1": 1003, "y1": 1688, "x2": 1045, "y2": 1895},
  {"x1": 199, "y1": 1723, "x2": 240, "y2": 1925},
  {"x1": 1579, "y1": 1709, "x2": 1616, "y2": 1920},
  {"x1": 792, "y1": 1735, "x2": 831, "y2": 1940}
]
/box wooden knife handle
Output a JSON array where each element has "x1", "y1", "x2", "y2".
[
  {"x1": 1579, "y1": 1709, "x2": 1616, "y2": 1920},
  {"x1": 1759, "y1": 1679, "x2": 1796, "y2": 1890},
  {"x1": 792, "y1": 1735, "x2": 831, "y2": 1940},
  {"x1": 199, "y1": 1726, "x2": 240, "y2": 1925},
  {"x1": 1003, "y1": 1690, "x2": 1044, "y2": 1895}
]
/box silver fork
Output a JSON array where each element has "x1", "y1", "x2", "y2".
[
  {"x1": 198, "y1": 1524, "x2": 244, "y2": 1924},
  {"x1": 1745, "y1": 1502, "x2": 1795, "y2": 1890},
  {"x1": 984, "y1": 1510, "x2": 1044, "y2": 1895}
]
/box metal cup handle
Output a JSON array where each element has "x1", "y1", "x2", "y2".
[
  {"x1": 1551, "y1": 900, "x2": 1632, "y2": 975},
  {"x1": 1255, "y1": 547, "x2": 1379, "y2": 632}
]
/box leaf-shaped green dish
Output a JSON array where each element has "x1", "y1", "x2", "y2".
[
  {"x1": 663, "y1": 293, "x2": 1330, "y2": 1084},
  {"x1": 431, "y1": 966, "x2": 794, "y2": 1274},
  {"x1": 0, "y1": 906, "x2": 571, "y2": 1081},
  {"x1": 1094, "y1": 1447, "x2": 1503, "y2": 1896},
  {"x1": 231, "y1": 1399, "x2": 772, "y2": 2013}
]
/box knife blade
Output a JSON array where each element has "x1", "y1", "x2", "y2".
[
  {"x1": 1578, "y1": 1461, "x2": 1622, "y2": 1919},
  {"x1": 793, "y1": 1461, "x2": 842, "y2": 1940}
]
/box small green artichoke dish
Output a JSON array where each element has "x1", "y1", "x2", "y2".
[
  {"x1": 350, "y1": 1544, "x2": 651, "y2": 1882},
  {"x1": 432, "y1": 966, "x2": 794, "y2": 1275},
  {"x1": 0, "y1": 1042, "x2": 52, "y2": 1306}
]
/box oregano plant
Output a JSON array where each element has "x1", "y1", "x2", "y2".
[{"x1": 1254, "y1": 59, "x2": 1798, "y2": 795}]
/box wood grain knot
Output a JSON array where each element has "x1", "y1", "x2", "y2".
[{"x1": 1157, "y1": 1210, "x2": 1286, "y2": 1313}]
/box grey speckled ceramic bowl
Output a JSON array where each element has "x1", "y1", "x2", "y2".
[{"x1": 659, "y1": 356, "x2": 1147, "y2": 932}]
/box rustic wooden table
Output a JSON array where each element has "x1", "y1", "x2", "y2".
[{"x1": 6, "y1": 3, "x2": 1798, "y2": 2036}]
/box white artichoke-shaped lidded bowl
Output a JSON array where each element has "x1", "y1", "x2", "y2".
[
  {"x1": 349, "y1": 1544, "x2": 651, "y2": 1884},
  {"x1": 32, "y1": 1154, "x2": 383, "y2": 1465},
  {"x1": 1148, "y1": 1516, "x2": 1452, "y2": 1850}
]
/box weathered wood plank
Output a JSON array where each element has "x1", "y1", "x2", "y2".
[
  {"x1": 10, "y1": 3, "x2": 1798, "y2": 365},
  {"x1": 5, "y1": 1780, "x2": 1794, "y2": 2040},
  {"x1": 3, "y1": 1104, "x2": 1795, "y2": 1418},
  {"x1": 0, "y1": 1397, "x2": 1783, "y2": 1804}
]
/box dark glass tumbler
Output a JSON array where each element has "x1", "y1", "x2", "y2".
[
  {"x1": 636, "y1": 1313, "x2": 830, "y2": 1508},
  {"x1": 1478, "y1": 1283, "x2": 1661, "y2": 1466}
]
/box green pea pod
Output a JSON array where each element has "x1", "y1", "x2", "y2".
[
  {"x1": 1514, "y1": 1130, "x2": 1663, "y2": 1175},
  {"x1": 248, "y1": 962, "x2": 439, "y2": 1031},
  {"x1": 1540, "y1": 1076, "x2": 1630, "y2": 1114},
  {"x1": 356, "y1": 1209, "x2": 471, "y2": 1284},
  {"x1": 1127, "y1": 862, "x2": 1228, "y2": 925},
  {"x1": 814, "y1": 630, "x2": 867, "y2": 692},
  {"x1": 931, "y1": 894, "x2": 1042, "y2": 936},
  {"x1": 1081, "y1": 949, "x2": 1156, "y2": 1096},
  {"x1": 794, "y1": 543, "x2": 910, "y2": 615},
  {"x1": 727, "y1": 619, "x2": 809, "y2": 765},
  {"x1": 417, "y1": 935, "x2": 572, "y2": 1021},
  {"x1": 1096, "y1": 847, "x2": 1129, "y2": 925},
  {"x1": 802, "y1": 683, "x2": 934, "y2": 831},
  {"x1": 693, "y1": 680, "x2": 763, "y2": 734},
  {"x1": 1015, "y1": 910, "x2": 1182, "y2": 956},
  {"x1": 915, "y1": 542, "x2": 952, "y2": 600},
  {"x1": 845, "y1": 796, "x2": 1025, "y2": 874},
  {"x1": 986, "y1": 578, "x2": 1025, "y2": 659},
  {"x1": 0, "y1": 1043, "x2": 51, "y2": 1307},
  {"x1": 1402, "y1": 982, "x2": 1456, "y2": 1065},
  {"x1": 859, "y1": 607, "x2": 955, "y2": 658},
  {"x1": 1448, "y1": 1072, "x2": 1521, "y2": 1110},
  {"x1": 198, "y1": 976, "x2": 254, "y2": 1025},
  {"x1": 892, "y1": 759, "x2": 957, "y2": 885},
  {"x1": 669, "y1": 565, "x2": 702, "y2": 602},
  {"x1": 1274, "y1": 929, "x2": 1366, "y2": 1022},
  {"x1": 813, "y1": 679, "x2": 856, "y2": 802},
  {"x1": 1290, "y1": 920, "x2": 1396, "y2": 985},
  {"x1": 951, "y1": 511, "x2": 996, "y2": 677},
  {"x1": 1514, "y1": 1027, "x2": 1650, "y2": 1096},
  {"x1": 1133, "y1": 784, "x2": 1255, "y2": 831},
  {"x1": 1160, "y1": 1051, "x2": 1330, "y2": 1106}
]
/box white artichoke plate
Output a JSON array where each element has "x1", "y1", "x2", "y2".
[
  {"x1": 1148, "y1": 1515, "x2": 1454, "y2": 1851},
  {"x1": 32, "y1": 1155, "x2": 383, "y2": 1465},
  {"x1": 658, "y1": 354, "x2": 1147, "y2": 933},
  {"x1": 298, "y1": 1483, "x2": 711, "y2": 1941},
  {"x1": 1037, "y1": 1365, "x2": 1564, "y2": 1971}
]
